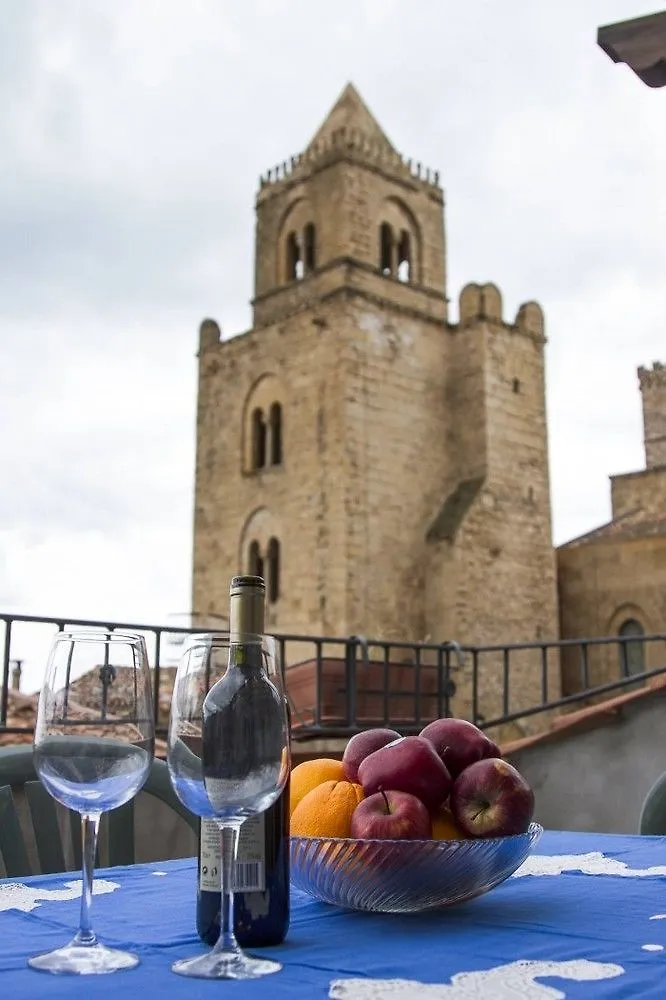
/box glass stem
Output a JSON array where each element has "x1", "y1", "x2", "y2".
[
  {"x1": 74, "y1": 813, "x2": 100, "y2": 947},
  {"x1": 211, "y1": 822, "x2": 241, "y2": 955}
]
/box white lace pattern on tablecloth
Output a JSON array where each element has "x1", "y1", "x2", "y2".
[
  {"x1": 512, "y1": 852, "x2": 666, "y2": 879},
  {"x1": 329, "y1": 959, "x2": 625, "y2": 999},
  {"x1": 0, "y1": 878, "x2": 119, "y2": 913}
]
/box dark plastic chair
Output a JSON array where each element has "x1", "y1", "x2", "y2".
[
  {"x1": 0, "y1": 744, "x2": 197, "y2": 877},
  {"x1": 639, "y1": 772, "x2": 666, "y2": 835}
]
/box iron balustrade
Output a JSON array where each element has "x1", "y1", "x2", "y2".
[{"x1": 1, "y1": 612, "x2": 665, "y2": 741}]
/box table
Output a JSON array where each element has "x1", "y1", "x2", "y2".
[{"x1": 1, "y1": 830, "x2": 664, "y2": 998}]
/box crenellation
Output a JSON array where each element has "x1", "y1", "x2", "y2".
[{"x1": 638, "y1": 360, "x2": 666, "y2": 469}]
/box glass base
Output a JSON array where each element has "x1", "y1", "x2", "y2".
[
  {"x1": 172, "y1": 949, "x2": 282, "y2": 980},
  {"x1": 28, "y1": 941, "x2": 140, "y2": 976}
]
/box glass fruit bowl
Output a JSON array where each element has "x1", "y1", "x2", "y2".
[{"x1": 290, "y1": 823, "x2": 542, "y2": 913}]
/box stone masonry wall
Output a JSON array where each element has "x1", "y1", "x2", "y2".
[
  {"x1": 423, "y1": 288, "x2": 560, "y2": 736},
  {"x1": 611, "y1": 466, "x2": 666, "y2": 520},
  {"x1": 192, "y1": 309, "x2": 350, "y2": 639},
  {"x1": 558, "y1": 535, "x2": 666, "y2": 692}
]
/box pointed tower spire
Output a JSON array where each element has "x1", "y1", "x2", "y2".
[{"x1": 305, "y1": 82, "x2": 396, "y2": 154}]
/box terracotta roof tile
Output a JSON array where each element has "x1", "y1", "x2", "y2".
[
  {"x1": 502, "y1": 678, "x2": 666, "y2": 756},
  {"x1": 0, "y1": 687, "x2": 168, "y2": 757}
]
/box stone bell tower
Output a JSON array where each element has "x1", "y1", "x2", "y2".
[
  {"x1": 192, "y1": 83, "x2": 559, "y2": 697},
  {"x1": 192, "y1": 83, "x2": 451, "y2": 636}
]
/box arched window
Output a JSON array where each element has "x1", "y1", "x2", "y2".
[
  {"x1": 248, "y1": 540, "x2": 264, "y2": 580},
  {"x1": 397, "y1": 230, "x2": 411, "y2": 283},
  {"x1": 304, "y1": 223, "x2": 316, "y2": 274},
  {"x1": 252, "y1": 408, "x2": 267, "y2": 470},
  {"x1": 269, "y1": 402, "x2": 282, "y2": 466},
  {"x1": 379, "y1": 223, "x2": 394, "y2": 276},
  {"x1": 618, "y1": 618, "x2": 645, "y2": 676},
  {"x1": 267, "y1": 537, "x2": 280, "y2": 603},
  {"x1": 286, "y1": 232, "x2": 302, "y2": 281}
]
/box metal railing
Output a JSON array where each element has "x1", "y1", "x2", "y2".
[{"x1": 1, "y1": 612, "x2": 665, "y2": 741}]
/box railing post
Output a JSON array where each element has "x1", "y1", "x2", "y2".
[
  {"x1": 0, "y1": 619, "x2": 11, "y2": 728},
  {"x1": 153, "y1": 629, "x2": 162, "y2": 730},
  {"x1": 345, "y1": 635, "x2": 365, "y2": 729},
  {"x1": 314, "y1": 639, "x2": 322, "y2": 728},
  {"x1": 471, "y1": 649, "x2": 480, "y2": 726}
]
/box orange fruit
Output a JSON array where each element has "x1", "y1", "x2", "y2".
[
  {"x1": 431, "y1": 806, "x2": 466, "y2": 841},
  {"x1": 289, "y1": 758, "x2": 345, "y2": 817},
  {"x1": 291, "y1": 779, "x2": 365, "y2": 838}
]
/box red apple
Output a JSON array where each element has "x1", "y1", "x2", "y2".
[
  {"x1": 419, "y1": 718, "x2": 500, "y2": 779},
  {"x1": 450, "y1": 757, "x2": 535, "y2": 838},
  {"x1": 350, "y1": 789, "x2": 432, "y2": 840},
  {"x1": 357, "y1": 735, "x2": 452, "y2": 811},
  {"x1": 342, "y1": 727, "x2": 401, "y2": 782}
]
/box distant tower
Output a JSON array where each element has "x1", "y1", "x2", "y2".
[
  {"x1": 192, "y1": 85, "x2": 559, "y2": 720},
  {"x1": 639, "y1": 362, "x2": 666, "y2": 469}
]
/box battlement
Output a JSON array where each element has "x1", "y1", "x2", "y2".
[
  {"x1": 638, "y1": 360, "x2": 665, "y2": 389},
  {"x1": 638, "y1": 360, "x2": 666, "y2": 470},
  {"x1": 457, "y1": 283, "x2": 545, "y2": 341},
  {"x1": 257, "y1": 124, "x2": 441, "y2": 194}
]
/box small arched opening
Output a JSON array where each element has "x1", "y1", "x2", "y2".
[
  {"x1": 379, "y1": 222, "x2": 394, "y2": 276},
  {"x1": 397, "y1": 229, "x2": 411, "y2": 283},
  {"x1": 269, "y1": 402, "x2": 282, "y2": 466},
  {"x1": 286, "y1": 231, "x2": 303, "y2": 281},
  {"x1": 248, "y1": 540, "x2": 264, "y2": 581},
  {"x1": 251, "y1": 408, "x2": 267, "y2": 470},
  {"x1": 303, "y1": 223, "x2": 316, "y2": 274},
  {"x1": 618, "y1": 618, "x2": 645, "y2": 677},
  {"x1": 267, "y1": 537, "x2": 280, "y2": 604}
]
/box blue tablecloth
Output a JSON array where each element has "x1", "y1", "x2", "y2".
[{"x1": 1, "y1": 830, "x2": 664, "y2": 998}]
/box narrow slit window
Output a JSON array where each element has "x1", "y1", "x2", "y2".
[
  {"x1": 379, "y1": 223, "x2": 394, "y2": 276},
  {"x1": 286, "y1": 232, "x2": 302, "y2": 281},
  {"x1": 269, "y1": 402, "x2": 282, "y2": 466},
  {"x1": 267, "y1": 537, "x2": 280, "y2": 603},
  {"x1": 304, "y1": 223, "x2": 316, "y2": 273},
  {"x1": 397, "y1": 230, "x2": 411, "y2": 283},
  {"x1": 252, "y1": 408, "x2": 267, "y2": 470},
  {"x1": 248, "y1": 540, "x2": 264, "y2": 580}
]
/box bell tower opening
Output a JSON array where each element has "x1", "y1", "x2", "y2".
[
  {"x1": 380, "y1": 222, "x2": 393, "y2": 276},
  {"x1": 397, "y1": 230, "x2": 411, "y2": 282},
  {"x1": 286, "y1": 232, "x2": 302, "y2": 281}
]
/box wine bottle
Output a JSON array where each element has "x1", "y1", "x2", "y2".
[{"x1": 196, "y1": 575, "x2": 290, "y2": 948}]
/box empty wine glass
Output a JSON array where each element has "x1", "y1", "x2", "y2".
[
  {"x1": 167, "y1": 629, "x2": 290, "y2": 980},
  {"x1": 28, "y1": 630, "x2": 155, "y2": 975}
]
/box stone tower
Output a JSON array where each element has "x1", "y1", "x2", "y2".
[
  {"x1": 639, "y1": 361, "x2": 666, "y2": 469},
  {"x1": 192, "y1": 85, "x2": 559, "y2": 713}
]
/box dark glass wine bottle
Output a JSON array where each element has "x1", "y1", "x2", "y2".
[{"x1": 196, "y1": 575, "x2": 290, "y2": 948}]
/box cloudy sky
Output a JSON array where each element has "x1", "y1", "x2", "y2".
[{"x1": 1, "y1": 1, "x2": 664, "y2": 690}]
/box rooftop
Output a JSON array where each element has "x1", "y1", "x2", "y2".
[{"x1": 559, "y1": 507, "x2": 666, "y2": 549}]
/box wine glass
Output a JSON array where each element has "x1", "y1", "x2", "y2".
[
  {"x1": 167, "y1": 632, "x2": 290, "y2": 980},
  {"x1": 28, "y1": 630, "x2": 155, "y2": 975}
]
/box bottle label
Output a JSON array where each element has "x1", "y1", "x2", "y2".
[{"x1": 199, "y1": 815, "x2": 266, "y2": 893}]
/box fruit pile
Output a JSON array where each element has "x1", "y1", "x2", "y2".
[{"x1": 290, "y1": 718, "x2": 535, "y2": 841}]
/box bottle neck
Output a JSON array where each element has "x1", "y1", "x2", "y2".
[{"x1": 229, "y1": 588, "x2": 264, "y2": 645}]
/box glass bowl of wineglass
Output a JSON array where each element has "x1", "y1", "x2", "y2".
[
  {"x1": 167, "y1": 602, "x2": 290, "y2": 980},
  {"x1": 28, "y1": 629, "x2": 155, "y2": 975}
]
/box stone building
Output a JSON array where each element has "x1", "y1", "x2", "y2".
[
  {"x1": 192, "y1": 83, "x2": 560, "y2": 724},
  {"x1": 558, "y1": 362, "x2": 666, "y2": 690}
]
